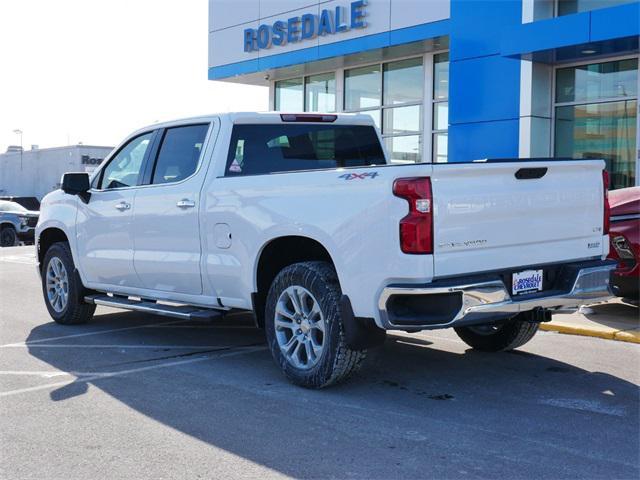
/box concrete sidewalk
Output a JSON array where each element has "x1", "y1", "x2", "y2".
[{"x1": 542, "y1": 298, "x2": 640, "y2": 344}]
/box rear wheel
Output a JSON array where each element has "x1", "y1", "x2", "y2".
[
  {"x1": 454, "y1": 315, "x2": 539, "y2": 351},
  {"x1": 42, "y1": 242, "x2": 95, "y2": 325},
  {"x1": 265, "y1": 261, "x2": 366, "y2": 388},
  {"x1": 0, "y1": 226, "x2": 17, "y2": 247}
]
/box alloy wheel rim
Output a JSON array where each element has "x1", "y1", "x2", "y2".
[
  {"x1": 46, "y1": 257, "x2": 69, "y2": 313},
  {"x1": 274, "y1": 286, "x2": 326, "y2": 370}
]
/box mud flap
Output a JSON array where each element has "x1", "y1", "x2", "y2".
[{"x1": 339, "y1": 295, "x2": 386, "y2": 350}]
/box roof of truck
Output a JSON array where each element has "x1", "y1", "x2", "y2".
[{"x1": 136, "y1": 112, "x2": 376, "y2": 133}]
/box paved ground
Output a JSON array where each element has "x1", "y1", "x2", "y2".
[
  {"x1": 543, "y1": 298, "x2": 640, "y2": 343},
  {"x1": 1, "y1": 246, "x2": 639, "y2": 479}
]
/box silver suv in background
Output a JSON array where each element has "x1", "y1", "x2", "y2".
[{"x1": 0, "y1": 200, "x2": 39, "y2": 246}]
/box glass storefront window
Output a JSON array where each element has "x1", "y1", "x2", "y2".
[
  {"x1": 384, "y1": 135, "x2": 421, "y2": 163},
  {"x1": 345, "y1": 57, "x2": 424, "y2": 163},
  {"x1": 345, "y1": 65, "x2": 381, "y2": 110},
  {"x1": 432, "y1": 53, "x2": 449, "y2": 162},
  {"x1": 433, "y1": 102, "x2": 448, "y2": 131},
  {"x1": 275, "y1": 78, "x2": 303, "y2": 111},
  {"x1": 557, "y1": 0, "x2": 634, "y2": 16},
  {"x1": 305, "y1": 73, "x2": 336, "y2": 112},
  {"x1": 433, "y1": 52, "x2": 449, "y2": 101},
  {"x1": 556, "y1": 59, "x2": 637, "y2": 103},
  {"x1": 383, "y1": 105, "x2": 421, "y2": 135},
  {"x1": 554, "y1": 58, "x2": 638, "y2": 189},
  {"x1": 433, "y1": 133, "x2": 448, "y2": 164},
  {"x1": 383, "y1": 58, "x2": 423, "y2": 105},
  {"x1": 555, "y1": 100, "x2": 637, "y2": 189}
]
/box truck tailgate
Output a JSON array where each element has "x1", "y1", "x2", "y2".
[{"x1": 430, "y1": 160, "x2": 607, "y2": 278}]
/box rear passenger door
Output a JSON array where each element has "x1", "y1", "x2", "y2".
[{"x1": 132, "y1": 122, "x2": 213, "y2": 295}]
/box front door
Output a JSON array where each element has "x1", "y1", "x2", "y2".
[
  {"x1": 76, "y1": 131, "x2": 154, "y2": 287},
  {"x1": 132, "y1": 123, "x2": 212, "y2": 295}
]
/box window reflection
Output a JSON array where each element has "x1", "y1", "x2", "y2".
[
  {"x1": 383, "y1": 58, "x2": 423, "y2": 105},
  {"x1": 275, "y1": 78, "x2": 303, "y2": 111},
  {"x1": 305, "y1": 73, "x2": 336, "y2": 112},
  {"x1": 383, "y1": 106, "x2": 421, "y2": 135},
  {"x1": 555, "y1": 100, "x2": 637, "y2": 189},
  {"x1": 554, "y1": 58, "x2": 637, "y2": 190},
  {"x1": 345, "y1": 65, "x2": 382, "y2": 110},
  {"x1": 385, "y1": 135, "x2": 421, "y2": 163}
]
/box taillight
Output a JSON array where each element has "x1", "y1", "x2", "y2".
[
  {"x1": 393, "y1": 177, "x2": 433, "y2": 254},
  {"x1": 603, "y1": 170, "x2": 610, "y2": 235},
  {"x1": 280, "y1": 114, "x2": 337, "y2": 122}
]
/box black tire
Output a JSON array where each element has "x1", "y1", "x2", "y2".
[
  {"x1": 454, "y1": 315, "x2": 539, "y2": 352},
  {"x1": 265, "y1": 261, "x2": 366, "y2": 388},
  {"x1": 0, "y1": 226, "x2": 17, "y2": 247},
  {"x1": 41, "y1": 242, "x2": 95, "y2": 325}
]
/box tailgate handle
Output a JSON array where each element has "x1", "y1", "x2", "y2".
[{"x1": 515, "y1": 167, "x2": 547, "y2": 180}]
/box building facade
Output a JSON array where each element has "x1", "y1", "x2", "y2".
[
  {"x1": 0, "y1": 145, "x2": 113, "y2": 200},
  {"x1": 209, "y1": 0, "x2": 639, "y2": 189}
]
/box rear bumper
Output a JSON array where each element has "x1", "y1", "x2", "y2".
[{"x1": 378, "y1": 260, "x2": 616, "y2": 330}]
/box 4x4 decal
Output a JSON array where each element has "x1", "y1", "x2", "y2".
[{"x1": 338, "y1": 172, "x2": 379, "y2": 180}]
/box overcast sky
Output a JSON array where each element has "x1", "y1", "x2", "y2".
[{"x1": 0, "y1": 0, "x2": 267, "y2": 153}]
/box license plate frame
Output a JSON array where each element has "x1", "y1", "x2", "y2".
[{"x1": 512, "y1": 269, "x2": 543, "y2": 295}]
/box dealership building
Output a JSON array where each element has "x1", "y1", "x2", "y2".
[
  {"x1": 0, "y1": 145, "x2": 113, "y2": 201},
  {"x1": 208, "y1": 0, "x2": 639, "y2": 189}
]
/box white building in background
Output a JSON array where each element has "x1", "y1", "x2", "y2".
[{"x1": 0, "y1": 145, "x2": 113, "y2": 200}]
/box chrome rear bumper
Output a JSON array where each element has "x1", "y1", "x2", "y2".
[{"x1": 378, "y1": 261, "x2": 616, "y2": 330}]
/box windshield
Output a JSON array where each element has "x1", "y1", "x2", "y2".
[{"x1": 0, "y1": 201, "x2": 27, "y2": 213}]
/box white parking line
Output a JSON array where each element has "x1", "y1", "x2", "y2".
[
  {"x1": 0, "y1": 371, "x2": 74, "y2": 378},
  {"x1": 1, "y1": 319, "x2": 192, "y2": 347},
  {"x1": 1, "y1": 344, "x2": 244, "y2": 349},
  {"x1": 0, "y1": 254, "x2": 37, "y2": 265},
  {"x1": 0, "y1": 346, "x2": 267, "y2": 397}
]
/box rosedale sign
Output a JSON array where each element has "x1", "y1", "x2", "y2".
[{"x1": 243, "y1": 0, "x2": 368, "y2": 53}]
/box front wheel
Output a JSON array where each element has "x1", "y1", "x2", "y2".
[
  {"x1": 454, "y1": 315, "x2": 539, "y2": 352},
  {"x1": 42, "y1": 242, "x2": 95, "y2": 325},
  {"x1": 0, "y1": 226, "x2": 17, "y2": 247},
  {"x1": 265, "y1": 261, "x2": 366, "y2": 388}
]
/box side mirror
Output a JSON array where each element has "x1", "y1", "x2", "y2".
[{"x1": 61, "y1": 172, "x2": 91, "y2": 202}]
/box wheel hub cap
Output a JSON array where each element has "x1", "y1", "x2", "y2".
[
  {"x1": 274, "y1": 286, "x2": 326, "y2": 370},
  {"x1": 46, "y1": 257, "x2": 69, "y2": 313}
]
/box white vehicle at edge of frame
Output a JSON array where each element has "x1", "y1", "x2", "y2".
[{"x1": 35, "y1": 111, "x2": 616, "y2": 388}]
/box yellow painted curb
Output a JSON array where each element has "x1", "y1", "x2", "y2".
[
  {"x1": 614, "y1": 330, "x2": 640, "y2": 344},
  {"x1": 540, "y1": 322, "x2": 617, "y2": 341}
]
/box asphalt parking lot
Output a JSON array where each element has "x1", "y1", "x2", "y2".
[{"x1": 1, "y1": 246, "x2": 639, "y2": 479}]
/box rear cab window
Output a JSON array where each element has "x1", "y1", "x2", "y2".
[{"x1": 225, "y1": 124, "x2": 385, "y2": 176}]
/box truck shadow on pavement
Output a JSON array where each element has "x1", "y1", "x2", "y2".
[{"x1": 26, "y1": 310, "x2": 640, "y2": 479}]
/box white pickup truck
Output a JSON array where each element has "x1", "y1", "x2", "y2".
[{"x1": 36, "y1": 112, "x2": 615, "y2": 388}]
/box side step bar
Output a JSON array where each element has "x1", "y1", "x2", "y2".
[{"x1": 84, "y1": 294, "x2": 224, "y2": 321}]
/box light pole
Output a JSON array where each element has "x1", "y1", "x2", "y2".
[{"x1": 12, "y1": 129, "x2": 23, "y2": 170}]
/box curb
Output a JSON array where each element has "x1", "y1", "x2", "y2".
[{"x1": 540, "y1": 322, "x2": 640, "y2": 344}]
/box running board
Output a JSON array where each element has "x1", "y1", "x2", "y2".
[{"x1": 84, "y1": 294, "x2": 224, "y2": 321}]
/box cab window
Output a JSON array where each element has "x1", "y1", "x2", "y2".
[
  {"x1": 99, "y1": 132, "x2": 153, "y2": 189},
  {"x1": 151, "y1": 124, "x2": 209, "y2": 185}
]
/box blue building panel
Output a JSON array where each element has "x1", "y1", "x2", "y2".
[
  {"x1": 590, "y1": 2, "x2": 640, "y2": 42},
  {"x1": 449, "y1": 0, "x2": 522, "y2": 61},
  {"x1": 448, "y1": 119, "x2": 520, "y2": 161},
  {"x1": 448, "y1": 54, "x2": 521, "y2": 125},
  {"x1": 500, "y1": 13, "x2": 591, "y2": 57}
]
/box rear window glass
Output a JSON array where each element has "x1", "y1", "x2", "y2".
[{"x1": 225, "y1": 124, "x2": 385, "y2": 176}]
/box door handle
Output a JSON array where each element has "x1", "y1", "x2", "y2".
[
  {"x1": 176, "y1": 199, "x2": 196, "y2": 209},
  {"x1": 115, "y1": 202, "x2": 130, "y2": 211}
]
